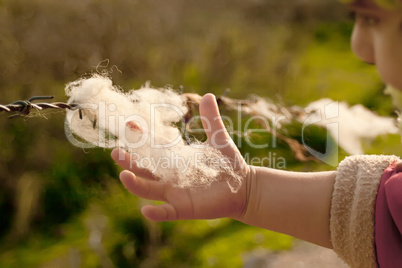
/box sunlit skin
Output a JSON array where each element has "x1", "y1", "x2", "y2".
[
  {"x1": 350, "y1": 0, "x2": 402, "y2": 90},
  {"x1": 111, "y1": 1, "x2": 402, "y2": 250}
]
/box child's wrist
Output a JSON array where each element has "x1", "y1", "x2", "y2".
[{"x1": 231, "y1": 165, "x2": 257, "y2": 222}]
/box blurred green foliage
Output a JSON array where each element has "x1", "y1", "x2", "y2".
[{"x1": 0, "y1": 0, "x2": 400, "y2": 267}]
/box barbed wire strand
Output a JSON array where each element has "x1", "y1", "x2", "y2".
[
  {"x1": 0, "y1": 93, "x2": 316, "y2": 162},
  {"x1": 0, "y1": 96, "x2": 78, "y2": 119}
]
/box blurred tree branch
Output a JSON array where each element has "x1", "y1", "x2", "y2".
[{"x1": 183, "y1": 93, "x2": 318, "y2": 162}]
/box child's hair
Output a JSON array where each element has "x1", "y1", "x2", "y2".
[{"x1": 340, "y1": 0, "x2": 401, "y2": 9}]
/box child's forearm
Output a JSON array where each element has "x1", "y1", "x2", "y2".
[{"x1": 235, "y1": 166, "x2": 336, "y2": 248}]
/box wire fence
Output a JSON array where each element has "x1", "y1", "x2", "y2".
[
  {"x1": 0, "y1": 96, "x2": 78, "y2": 118},
  {"x1": 0, "y1": 93, "x2": 316, "y2": 162}
]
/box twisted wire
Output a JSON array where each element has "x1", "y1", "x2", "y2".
[
  {"x1": 0, "y1": 93, "x2": 315, "y2": 162},
  {"x1": 0, "y1": 96, "x2": 78, "y2": 118}
]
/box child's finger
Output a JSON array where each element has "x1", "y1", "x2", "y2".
[
  {"x1": 141, "y1": 204, "x2": 179, "y2": 222},
  {"x1": 111, "y1": 148, "x2": 131, "y2": 169},
  {"x1": 199, "y1": 93, "x2": 231, "y2": 142},
  {"x1": 119, "y1": 170, "x2": 166, "y2": 202},
  {"x1": 111, "y1": 148, "x2": 158, "y2": 180}
]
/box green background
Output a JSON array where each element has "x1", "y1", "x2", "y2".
[{"x1": 0, "y1": 0, "x2": 400, "y2": 267}]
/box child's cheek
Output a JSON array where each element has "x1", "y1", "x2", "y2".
[{"x1": 376, "y1": 41, "x2": 402, "y2": 91}]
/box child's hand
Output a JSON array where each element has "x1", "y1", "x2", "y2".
[{"x1": 111, "y1": 93, "x2": 251, "y2": 221}]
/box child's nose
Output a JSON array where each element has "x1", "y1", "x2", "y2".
[{"x1": 351, "y1": 26, "x2": 375, "y2": 65}]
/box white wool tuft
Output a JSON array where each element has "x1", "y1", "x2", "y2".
[
  {"x1": 65, "y1": 74, "x2": 243, "y2": 192},
  {"x1": 304, "y1": 98, "x2": 398, "y2": 155}
]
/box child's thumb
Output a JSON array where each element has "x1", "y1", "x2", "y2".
[{"x1": 199, "y1": 93, "x2": 231, "y2": 142}]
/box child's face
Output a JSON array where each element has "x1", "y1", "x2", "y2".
[{"x1": 349, "y1": 0, "x2": 402, "y2": 90}]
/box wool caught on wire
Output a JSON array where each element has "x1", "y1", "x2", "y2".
[{"x1": 64, "y1": 74, "x2": 243, "y2": 192}]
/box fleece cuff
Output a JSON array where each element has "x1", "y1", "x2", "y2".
[{"x1": 330, "y1": 154, "x2": 400, "y2": 268}]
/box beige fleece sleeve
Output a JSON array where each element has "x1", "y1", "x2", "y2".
[{"x1": 330, "y1": 155, "x2": 400, "y2": 268}]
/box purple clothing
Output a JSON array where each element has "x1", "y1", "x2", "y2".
[{"x1": 375, "y1": 162, "x2": 402, "y2": 267}]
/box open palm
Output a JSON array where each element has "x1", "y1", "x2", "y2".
[{"x1": 111, "y1": 94, "x2": 250, "y2": 221}]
